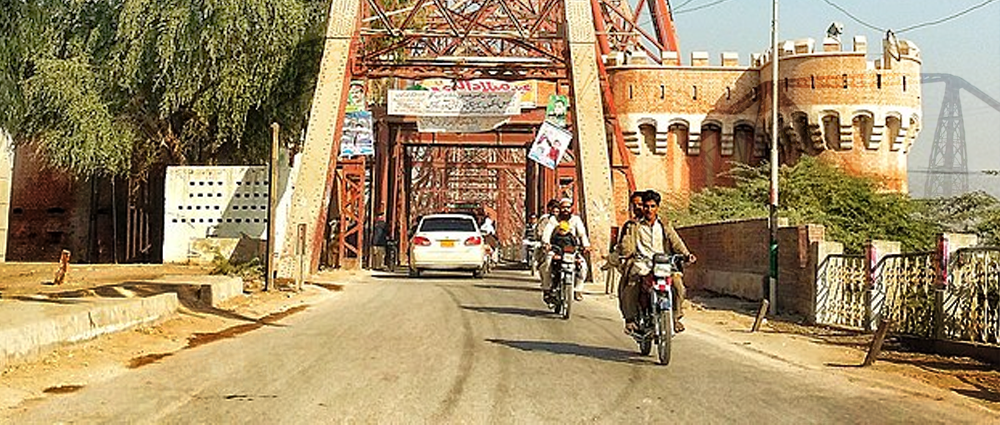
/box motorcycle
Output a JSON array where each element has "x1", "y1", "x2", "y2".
[
  {"x1": 523, "y1": 238, "x2": 541, "y2": 276},
  {"x1": 544, "y1": 244, "x2": 580, "y2": 320},
  {"x1": 629, "y1": 253, "x2": 688, "y2": 365}
]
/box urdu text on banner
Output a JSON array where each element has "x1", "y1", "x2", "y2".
[{"x1": 388, "y1": 90, "x2": 521, "y2": 117}]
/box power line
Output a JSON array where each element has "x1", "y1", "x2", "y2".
[
  {"x1": 675, "y1": 0, "x2": 737, "y2": 15},
  {"x1": 818, "y1": 0, "x2": 1000, "y2": 34},
  {"x1": 818, "y1": 0, "x2": 884, "y2": 32},
  {"x1": 899, "y1": 0, "x2": 999, "y2": 33}
]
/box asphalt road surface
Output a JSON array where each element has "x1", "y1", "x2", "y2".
[{"x1": 5, "y1": 269, "x2": 995, "y2": 423}]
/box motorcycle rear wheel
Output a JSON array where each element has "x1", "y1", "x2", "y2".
[{"x1": 639, "y1": 339, "x2": 652, "y2": 356}]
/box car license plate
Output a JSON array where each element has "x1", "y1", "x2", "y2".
[{"x1": 440, "y1": 240, "x2": 455, "y2": 248}]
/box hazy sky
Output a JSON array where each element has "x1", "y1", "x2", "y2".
[{"x1": 669, "y1": 0, "x2": 1000, "y2": 197}]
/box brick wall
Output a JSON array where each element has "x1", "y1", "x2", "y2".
[
  {"x1": 7, "y1": 146, "x2": 85, "y2": 261},
  {"x1": 675, "y1": 218, "x2": 769, "y2": 300},
  {"x1": 675, "y1": 218, "x2": 827, "y2": 318}
]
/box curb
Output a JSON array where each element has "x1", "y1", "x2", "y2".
[{"x1": 0, "y1": 293, "x2": 179, "y2": 370}]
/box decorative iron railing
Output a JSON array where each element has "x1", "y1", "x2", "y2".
[
  {"x1": 872, "y1": 252, "x2": 937, "y2": 338},
  {"x1": 815, "y1": 254, "x2": 867, "y2": 329},
  {"x1": 944, "y1": 247, "x2": 1000, "y2": 344}
]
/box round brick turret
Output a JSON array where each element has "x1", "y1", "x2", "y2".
[{"x1": 607, "y1": 35, "x2": 922, "y2": 203}]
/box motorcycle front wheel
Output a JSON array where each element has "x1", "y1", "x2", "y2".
[
  {"x1": 561, "y1": 280, "x2": 572, "y2": 320},
  {"x1": 657, "y1": 308, "x2": 674, "y2": 365}
]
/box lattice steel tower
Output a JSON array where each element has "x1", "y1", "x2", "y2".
[{"x1": 922, "y1": 73, "x2": 1000, "y2": 198}]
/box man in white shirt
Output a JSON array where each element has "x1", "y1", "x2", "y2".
[{"x1": 540, "y1": 198, "x2": 591, "y2": 301}]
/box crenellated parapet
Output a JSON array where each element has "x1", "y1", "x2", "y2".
[{"x1": 606, "y1": 31, "x2": 922, "y2": 198}]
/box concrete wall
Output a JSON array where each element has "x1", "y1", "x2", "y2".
[{"x1": 163, "y1": 163, "x2": 294, "y2": 265}]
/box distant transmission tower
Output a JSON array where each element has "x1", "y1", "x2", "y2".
[{"x1": 922, "y1": 73, "x2": 1000, "y2": 198}]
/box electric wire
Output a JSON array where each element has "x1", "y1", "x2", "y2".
[
  {"x1": 819, "y1": 0, "x2": 999, "y2": 34},
  {"x1": 674, "y1": 0, "x2": 737, "y2": 15}
]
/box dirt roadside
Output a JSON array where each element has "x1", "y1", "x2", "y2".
[
  {"x1": 680, "y1": 290, "x2": 1000, "y2": 413},
  {"x1": 0, "y1": 264, "x2": 364, "y2": 412}
]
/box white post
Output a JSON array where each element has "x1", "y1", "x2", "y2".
[{"x1": 768, "y1": 0, "x2": 780, "y2": 315}]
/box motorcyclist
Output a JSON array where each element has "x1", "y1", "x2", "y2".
[
  {"x1": 533, "y1": 199, "x2": 560, "y2": 271},
  {"x1": 535, "y1": 199, "x2": 560, "y2": 240},
  {"x1": 541, "y1": 198, "x2": 591, "y2": 302},
  {"x1": 617, "y1": 190, "x2": 696, "y2": 334}
]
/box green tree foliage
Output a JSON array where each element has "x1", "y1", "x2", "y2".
[
  {"x1": 916, "y1": 191, "x2": 1000, "y2": 246},
  {"x1": 0, "y1": 0, "x2": 328, "y2": 177},
  {"x1": 669, "y1": 157, "x2": 941, "y2": 253}
]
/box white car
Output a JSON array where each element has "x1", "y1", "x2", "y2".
[{"x1": 408, "y1": 213, "x2": 486, "y2": 278}]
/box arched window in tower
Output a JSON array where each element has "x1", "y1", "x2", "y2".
[
  {"x1": 792, "y1": 112, "x2": 812, "y2": 153},
  {"x1": 734, "y1": 124, "x2": 755, "y2": 164},
  {"x1": 885, "y1": 114, "x2": 902, "y2": 151},
  {"x1": 853, "y1": 113, "x2": 874, "y2": 150},
  {"x1": 823, "y1": 114, "x2": 841, "y2": 151},
  {"x1": 669, "y1": 123, "x2": 690, "y2": 155},
  {"x1": 639, "y1": 123, "x2": 657, "y2": 154}
]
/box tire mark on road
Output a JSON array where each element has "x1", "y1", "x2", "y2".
[
  {"x1": 453, "y1": 281, "x2": 512, "y2": 422},
  {"x1": 576, "y1": 298, "x2": 652, "y2": 422},
  {"x1": 434, "y1": 285, "x2": 477, "y2": 422}
]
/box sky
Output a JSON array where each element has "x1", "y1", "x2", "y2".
[{"x1": 668, "y1": 0, "x2": 1000, "y2": 198}]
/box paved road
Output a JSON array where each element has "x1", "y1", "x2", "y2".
[{"x1": 5, "y1": 270, "x2": 994, "y2": 423}]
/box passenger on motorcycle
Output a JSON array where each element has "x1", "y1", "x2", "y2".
[
  {"x1": 533, "y1": 199, "x2": 561, "y2": 270},
  {"x1": 540, "y1": 198, "x2": 591, "y2": 301},
  {"x1": 616, "y1": 190, "x2": 696, "y2": 334}
]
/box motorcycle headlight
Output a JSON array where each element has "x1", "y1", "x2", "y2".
[{"x1": 653, "y1": 263, "x2": 673, "y2": 277}]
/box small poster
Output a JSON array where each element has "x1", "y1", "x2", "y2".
[
  {"x1": 528, "y1": 121, "x2": 573, "y2": 170},
  {"x1": 346, "y1": 81, "x2": 367, "y2": 113},
  {"x1": 339, "y1": 111, "x2": 374, "y2": 157},
  {"x1": 545, "y1": 94, "x2": 569, "y2": 128}
]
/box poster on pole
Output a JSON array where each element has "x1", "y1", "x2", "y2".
[
  {"x1": 527, "y1": 121, "x2": 573, "y2": 170},
  {"x1": 339, "y1": 111, "x2": 374, "y2": 157},
  {"x1": 346, "y1": 80, "x2": 367, "y2": 113},
  {"x1": 545, "y1": 94, "x2": 569, "y2": 128}
]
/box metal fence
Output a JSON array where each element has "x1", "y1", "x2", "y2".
[
  {"x1": 873, "y1": 252, "x2": 937, "y2": 337},
  {"x1": 815, "y1": 254, "x2": 866, "y2": 329},
  {"x1": 815, "y1": 246, "x2": 1000, "y2": 347},
  {"x1": 944, "y1": 247, "x2": 1000, "y2": 344}
]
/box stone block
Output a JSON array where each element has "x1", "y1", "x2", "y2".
[{"x1": 690, "y1": 51, "x2": 709, "y2": 67}]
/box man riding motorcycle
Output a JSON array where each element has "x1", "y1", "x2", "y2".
[
  {"x1": 617, "y1": 190, "x2": 696, "y2": 334},
  {"x1": 540, "y1": 198, "x2": 591, "y2": 302}
]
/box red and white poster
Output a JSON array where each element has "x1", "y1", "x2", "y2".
[{"x1": 528, "y1": 121, "x2": 573, "y2": 170}]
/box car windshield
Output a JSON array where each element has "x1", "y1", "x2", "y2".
[{"x1": 419, "y1": 217, "x2": 477, "y2": 232}]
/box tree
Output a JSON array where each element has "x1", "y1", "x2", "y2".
[
  {"x1": 0, "y1": 0, "x2": 327, "y2": 178},
  {"x1": 668, "y1": 158, "x2": 941, "y2": 253}
]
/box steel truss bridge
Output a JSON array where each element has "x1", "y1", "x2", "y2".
[{"x1": 276, "y1": 0, "x2": 682, "y2": 282}]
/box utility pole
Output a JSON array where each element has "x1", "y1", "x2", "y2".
[
  {"x1": 768, "y1": 0, "x2": 779, "y2": 314},
  {"x1": 266, "y1": 122, "x2": 281, "y2": 291}
]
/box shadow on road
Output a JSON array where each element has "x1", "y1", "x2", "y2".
[
  {"x1": 461, "y1": 305, "x2": 555, "y2": 318},
  {"x1": 472, "y1": 284, "x2": 541, "y2": 293},
  {"x1": 486, "y1": 338, "x2": 650, "y2": 365}
]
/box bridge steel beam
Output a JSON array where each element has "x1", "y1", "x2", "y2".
[
  {"x1": 276, "y1": 0, "x2": 362, "y2": 279},
  {"x1": 564, "y1": 0, "x2": 614, "y2": 284}
]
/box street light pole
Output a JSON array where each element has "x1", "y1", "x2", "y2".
[{"x1": 768, "y1": 0, "x2": 779, "y2": 314}]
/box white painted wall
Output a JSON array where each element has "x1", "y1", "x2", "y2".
[{"x1": 163, "y1": 158, "x2": 294, "y2": 264}]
